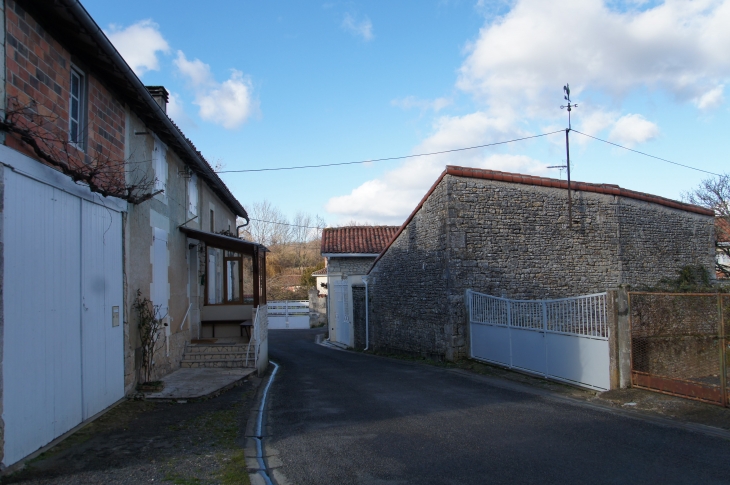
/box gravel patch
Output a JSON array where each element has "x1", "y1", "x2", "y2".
[{"x1": 2, "y1": 376, "x2": 261, "y2": 485}]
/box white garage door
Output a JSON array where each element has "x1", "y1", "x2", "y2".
[{"x1": 2, "y1": 157, "x2": 124, "y2": 467}]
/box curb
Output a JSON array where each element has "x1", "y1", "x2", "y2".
[{"x1": 243, "y1": 362, "x2": 291, "y2": 485}]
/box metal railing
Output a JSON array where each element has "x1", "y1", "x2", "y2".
[{"x1": 469, "y1": 291, "x2": 608, "y2": 339}]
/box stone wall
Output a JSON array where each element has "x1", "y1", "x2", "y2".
[
  {"x1": 352, "y1": 285, "x2": 366, "y2": 350},
  {"x1": 368, "y1": 180, "x2": 452, "y2": 360},
  {"x1": 327, "y1": 256, "x2": 375, "y2": 276},
  {"x1": 366, "y1": 173, "x2": 716, "y2": 362},
  {"x1": 308, "y1": 288, "x2": 327, "y2": 327}
]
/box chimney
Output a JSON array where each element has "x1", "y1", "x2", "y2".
[{"x1": 146, "y1": 86, "x2": 169, "y2": 114}]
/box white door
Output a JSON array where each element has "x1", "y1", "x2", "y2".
[
  {"x1": 80, "y1": 200, "x2": 124, "y2": 420},
  {"x1": 2, "y1": 166, "x2": 124, "y2": 467},
  {"x1": 333, "y1": 281, "x2": 350, "y2": 346}
]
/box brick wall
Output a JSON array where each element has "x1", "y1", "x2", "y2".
[
  {"x1": 4, "y1": 0, "x2": 125, "y2": 169},
  {"x1": 367, "y1": 174, "x2": 716, "y2": 361}
]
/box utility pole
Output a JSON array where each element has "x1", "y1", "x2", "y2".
[{"x1": 560, "y1": 84, "x2": 577, "y2": 226}]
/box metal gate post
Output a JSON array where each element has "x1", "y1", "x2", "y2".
[
  {"x1": 542, "y1": 301, "x2": 548, "y2": 378},
  {"x1": 720, "y1": 294, "x2": 727, "y2": 407},
  {"x1": 507, "y1": 300, "x2": 513, "y2": 369}
]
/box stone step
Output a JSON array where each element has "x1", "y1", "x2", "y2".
[
  {"x1": 183, "y1": 352, "x2": 252, "y2": 361},
  {"x1": 180, "y1": 359, "x2": 255, "y2": 369},
  {"x1": 186, "y1": 345, "x2": 251, "y2": 353}
]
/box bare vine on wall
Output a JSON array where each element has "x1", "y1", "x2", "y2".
[
  {"x1": 0, "y1": 97, "x2": 162, "y2": 204},
  {"x1": 133, "y1": 290, "x2": 168, "y2": 384}
]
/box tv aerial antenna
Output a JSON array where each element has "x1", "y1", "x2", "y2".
[{"x1": 560, "y1": 84, "x2": 577, "y2": 226}]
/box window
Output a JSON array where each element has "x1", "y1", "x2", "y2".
[
  {"x1": 188, "y1": 173, "x2": 198, "y2": 215},
  {"x1": 206, "y1": 248, "x2": 253, "y2": 305},
  {"x1": 210, "y1": 209, "x2": 215, "y2": 232},
  {"x1": 153, "y1": 139, "x2": 167, "y2": 200},
  {"x1": 69, "y1": 68, "x2": 85, "y2": 148}
]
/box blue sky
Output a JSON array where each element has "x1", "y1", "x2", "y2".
[{"x1": 82, "y1": 0, "x2": 730, "y2": 226}]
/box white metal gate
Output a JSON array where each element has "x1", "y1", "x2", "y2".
[
  {"x1": 2, "y1": 155, "x2": 125, "y2": 467},
  {"x1": 468, "y1": 290, "x2": 610, "y2": 390},
  {"x1": 267, "y1": 300, "x2": 309, "y2": 329}
]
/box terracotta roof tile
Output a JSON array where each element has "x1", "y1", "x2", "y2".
[
  {"x1": 321, "y1": 226, "x2": 400, "y2": 254},
  {"x1": 311, "y1": 268, "x2": 328, "y2": 276}
]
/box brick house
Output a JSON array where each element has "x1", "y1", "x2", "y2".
[
  {"x1": 365, "y1": 166, "x2": 716, "y2": 361},
  {"x1": 0, "y1": 0, "x2": 267, "y2": 469},
  {"x1": 322, "y1": 226, "x2": 399, "y2": 347}
]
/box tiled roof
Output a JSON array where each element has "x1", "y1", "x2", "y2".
[
  {"x1": 312, "y1": 268, "x2": 328, "y2": 276},
  {"x1": 368, "y1": 165, "x2": 716, "y2": 273},
  {"x1": 321, "y1": 226, "x2": 400, "y2": 255}
]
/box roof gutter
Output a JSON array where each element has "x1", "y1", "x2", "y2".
[{"x1": 61, "y1": 0, "x2": 248, "y2": 222}]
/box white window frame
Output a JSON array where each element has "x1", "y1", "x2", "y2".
[
  {"x1": 153, "y1": 138, "x2": 168, "y2": 203},
  {"x1": 69, "y1": 67, "x2": 86, "y2": 150}
]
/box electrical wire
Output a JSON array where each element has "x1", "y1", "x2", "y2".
[
  {"x1": 248, "y1": 217, "x2": 325, "y2": 230},
  {"x1": 571, "y1": 129, "x2": 722, "y2": 177},
  {"x1": 214, "y1": 130, "x2": 564, "y2": 173}
]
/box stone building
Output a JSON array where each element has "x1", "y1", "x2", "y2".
[
  {"x1": 322, "y1": 226, "x2": 399, "y2": 347},
  {"x1": 365, "y1": 166, "x2": 716, "y2": 361}
]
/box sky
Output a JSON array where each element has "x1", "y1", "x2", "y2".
[{"x1": 81, "y1": 0, "x2": 730, "y2": 226}]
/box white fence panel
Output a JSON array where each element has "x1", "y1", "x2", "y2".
[
  {"x1": 268, "y1": 300, "x2": 310, "y2": 329},
  {"x1": 468, "y1": 290, "x2": 610, "y2": 391}
]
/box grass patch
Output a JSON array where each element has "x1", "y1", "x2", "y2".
[
  {"x1": 219, "y1": 450, "x2": 250, "y2": 485},
  {"x1": 163, "y1": 474, "x2": 202, "y2": 485}
]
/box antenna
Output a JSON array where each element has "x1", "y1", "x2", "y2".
[{"x1": 560, "y1": 84, "x2": 578, "y2": 226}]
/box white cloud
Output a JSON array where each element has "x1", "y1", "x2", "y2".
[
  {"x1": 391, "y1": 96, "x2": 452, "y2": 112},
  {"x1": 328, "y1": 0, "x2": 730, "y2": 222},
  {"x1": 341, "y1": 13, "x2": 374, "y2": 41},
  {"x1": 174, "y1": 51, "x2": 256, "y2": 130},
  {"x1": 174, "y1": 51, "x2": 214, "y2": 87},
  {"x1": 694, "y1": 85, "x2": 725, "y2": 110},
  {"x1": 326, "y1": 112, "x2": 548, "y2": 224},
  {"x1": 167, "y1": 92, "x2": 197, "y2": 130},
  {"x1": 458, "y1": 0, "x2": 730, "y2": 116},
  {"x1": 105, "y1": 20, "x2": 170, "y2": 76},
  {"x1": 608, "y1": 113, "x2": 660, "y2": 147}
]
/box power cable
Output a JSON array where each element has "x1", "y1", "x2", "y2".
[
  {"x1": 248, "y1": 217, "x2": 326, "y2": 230},
  {"x1": 571, "y1": 130, "x2": 722, "y2": 177},
  {"x1": 215, "y1": 130, "x2": 564, "y2": 173}
]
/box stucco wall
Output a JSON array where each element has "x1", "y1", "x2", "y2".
[
  {"x1": 123, "y1": 110, "x2": 238, "y2": 392},
  {"x1": 367, "y1": 174, "x2": 716, "y2": 361}
]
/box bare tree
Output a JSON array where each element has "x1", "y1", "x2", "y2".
[
  {"x1": 684, "y1": 173, "x2": 730, "y2": 278},
  {"x1": 241, "y1": 200, "x2": 292, "y2": 247},
  {"x1": 1, "y1": 97, "x2": 159, "y2": 203}
]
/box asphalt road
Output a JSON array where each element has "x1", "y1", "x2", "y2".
[{"x1": 265, "y1": 329, "x2": 730, "y2": 485}]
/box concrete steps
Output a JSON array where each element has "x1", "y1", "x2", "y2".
[{"x1": 180, "y1": 343, "x2": 256, "y2": 369}]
